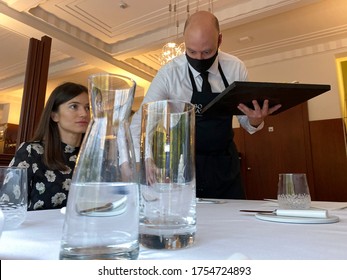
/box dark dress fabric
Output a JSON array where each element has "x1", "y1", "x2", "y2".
[
  {"x1": 9, "y1": 141, "x2": 79, "y2": 210},
  {"x1": 189, "y1": 64, "x2": 245, "y2": 199}
]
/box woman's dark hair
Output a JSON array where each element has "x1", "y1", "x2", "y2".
[{"x1": 31, "y1": 82, "x2": 88, "y2": 170}]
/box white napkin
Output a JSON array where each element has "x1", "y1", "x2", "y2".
[{"x1": 263, "y1": 199, "x2": 347, "y2": 211}]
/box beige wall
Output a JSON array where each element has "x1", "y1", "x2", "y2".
[
  {"x1": 5, "y1": 48, "x2": 346, "y2": 126},
  {"x1": 231, "y1": 46, "x2": 347, "y2": 128},
  {"x1": 0, "y1": 89, "x2": 22, "y2": 124},
  {"x1": 247, "y1": 50, "x2": 345, "y2": 121}
]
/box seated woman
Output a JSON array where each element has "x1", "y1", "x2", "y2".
[{"x1": 9, "y1": 82, "x2": 90, "y2": 210}]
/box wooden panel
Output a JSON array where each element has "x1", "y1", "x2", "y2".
[
  {"x1": 244, "y1": 104, "x2": 313, "y2": 200},
  {"x1": 309, "y1": 118, "x2": 347, "y2": 201},
  {"x1": 235, "y1": 116, "x2": 347, "y2": 202},
  {"x1": 17, "y1": 36, "x2": 51, "y2": 145},
  {"x1": 233, "y1": 127, "x2": 247, "y2": 191},
  {"x1": 0, "y1": 36, "x2": 51, "y2": 165}
]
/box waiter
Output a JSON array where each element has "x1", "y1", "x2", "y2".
[{"x1": 130, "y1": 11, "x2": 281, "y2": 199}]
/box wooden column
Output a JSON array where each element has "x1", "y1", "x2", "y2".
[{"x1": 16, "y1": 35, "x2": 52, "y2": 146}]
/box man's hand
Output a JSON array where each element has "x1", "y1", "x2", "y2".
[
  {"x1": 237, "y1": 100, "x2": 282, "y2": 127},
  {"x1": 145, "y1": 158, "x2": 158, "y2": 185}
]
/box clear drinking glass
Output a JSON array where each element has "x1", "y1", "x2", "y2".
[
  {"x1": 59, "y1": 73, "x2": 139, "y2": 260},
  {"x1": 277, "y1": 173, "x2": 311, "y2": 209},
  {"x1": 139, "y1": 100, "x2": 196, "y2": 249},
  {"x1": 0, "y1": 166, "x2": 27, "y2": 230}
]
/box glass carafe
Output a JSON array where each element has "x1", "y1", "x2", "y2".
[{"x1": 59, "y1": 73, "x2": 139, "y2": 260}]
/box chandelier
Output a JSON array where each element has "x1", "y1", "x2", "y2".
[
  {"x1": 159, "y1": 42, "x2": 185, "y2": 65},
  {"x1": 159, "y1": 1, "x2": 186, "y2": 65},
  {"x1": 159, "y1": 1, "x2": 214, "y2": 65}
]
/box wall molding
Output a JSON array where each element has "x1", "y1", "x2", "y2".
[{"x1": 235, "y1": 25, "x2": 347, "y2": 67}]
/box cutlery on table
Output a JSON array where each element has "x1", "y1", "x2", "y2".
[{"x1": 239, "y1": 209, "x2": 328, "y2": 218}]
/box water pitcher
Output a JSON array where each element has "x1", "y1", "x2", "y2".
[{"x1": 59, "y1": 73, "x2": 139, "y2": 260}]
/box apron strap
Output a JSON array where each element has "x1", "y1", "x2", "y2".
[
  {"x1": 188, "y1": 67, "x2": 198, "y2": 92},
  {"x1": 218, "y1": 63, "x2": 229, "y2": 88}
]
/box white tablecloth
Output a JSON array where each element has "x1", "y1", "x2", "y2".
[{"x1": 1, "y1": 199, "x2": 347, "y2": 260}]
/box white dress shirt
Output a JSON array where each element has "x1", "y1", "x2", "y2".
[{"x1": 130, "y1": 51, "x2": 264, "y2": 161}]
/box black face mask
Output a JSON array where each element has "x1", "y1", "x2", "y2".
[{"x1": 186, "y1": 51, "x2": 218, "y2": 73}]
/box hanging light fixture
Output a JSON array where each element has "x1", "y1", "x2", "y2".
[
  {"x1": 159, "y1": 1, "x2": 187, "y2": 65},
  {"x1": 208, "y1": 0, "x2": 213, "y2": 12},
  {"x1": 159, "y1": 42, "x2": 185, "y2": 65},
  {"x1": 158, "y1": 0, "x2": 214, "y2": 65}
]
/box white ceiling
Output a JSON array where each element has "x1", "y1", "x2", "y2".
[{"x1": 0, "y1": 0, "x2": 346, "y2": 102}]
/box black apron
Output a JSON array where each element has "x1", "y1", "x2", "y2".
[{"x1": 189, "y1": 64, "x2": 245, "y2": 199}]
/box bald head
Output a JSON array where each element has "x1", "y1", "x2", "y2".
[
  {"x1": 183, "y1": 11, "x2": 222, "y2": 60},
  {"x1": 184, "y1": 11, "x2": 220, "y2": 34}
]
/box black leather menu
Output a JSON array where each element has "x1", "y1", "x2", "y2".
[{"x1": 201, "y1": 81, "x2": 331, "y2": 116}]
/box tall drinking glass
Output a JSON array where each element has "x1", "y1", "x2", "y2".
[
  {"x1": 139, "y1": 100, "x2": 196, "y2": 249},
  {"x1": 0, "y1": 166, "x2": 27, "y2": 230}
]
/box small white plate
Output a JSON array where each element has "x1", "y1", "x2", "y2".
[{"x1": 255, "y1": 213, "x2": 339, "y2": 224}]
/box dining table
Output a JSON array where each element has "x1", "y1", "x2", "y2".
[{"x1": 1, "y1": 199, "x2": 347, "y2": 260}]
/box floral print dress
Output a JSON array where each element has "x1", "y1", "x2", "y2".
[{"x1": 9, "y1": 141, "x2": 79, "y2": 210}]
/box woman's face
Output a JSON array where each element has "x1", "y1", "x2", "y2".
[{"x1": 51, "y1": 92, "x2": 90, "y2": 138}]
